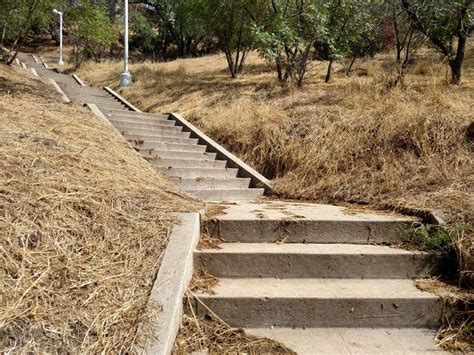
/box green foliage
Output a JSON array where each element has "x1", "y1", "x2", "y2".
[
  {"x1": 409, "y1": 224, "x2": 452, "y2": 251},
  {"x1": 68, "y1": 1, "x2": 118, "y2": 68},
  {"x1": 197, "y1": 0, "x2": 257, "y2": 77},
  {"x1": 401, "y1": 0, "x2": 473, "y2": 83},
  {"x1": 0, "y1": 0, "x2": 65, "y2": 63},
  {"x1": 252, "y1": 0, "x2": 328, "y2": 86}
]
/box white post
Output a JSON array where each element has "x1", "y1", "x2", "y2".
[
  {"x1": 59, "y1": 12, "x2": 64, "y2": 65},
  {"x1": 120, "y1": 0, "x2": 132, "y2": 87},
  {"x1": 53, "y1": 9, "x2": 64, "y2": 65}
]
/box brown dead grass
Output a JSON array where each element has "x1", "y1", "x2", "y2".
[
  {"x1": 0, "y1": 64, "x2": 200, "y2": 353},
  {"x1": 174, "y1": 293, "x2": 296, "y2": 354},
  {"x1": 77, "y1": 48, "x2": 473, "y2": 226},
  {"x1": 417, "y1": 279, "x2": 473, "y2": 352}
]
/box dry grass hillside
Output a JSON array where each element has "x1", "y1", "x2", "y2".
[
  {"x1": 0, "y1": 64, "x2": 200, "y2": 352},
  {"x1": 78, "y1": 49, "x2": 473, "y2": 227}
]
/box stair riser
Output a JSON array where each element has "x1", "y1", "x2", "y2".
[
  {"x1": 203, "y1": 220, "x2": 413, "y2": 244},
  {"x1": 160, "y1": 168, "x2": 238, "y2": 179},
  {"x1": 107, "y1": 116, "x2": 176, "y2": 126},
  {"x1": 153, "y1": 159, "x2": 226, "y2": 169},
  {"x1": 66, "y1": 95, "x2": 118, "y2": 103},
  {"x1": 94, "y1": 104, "x2": 130, "y2": 111},
  {"x1": 190, "y1": 297, "x2": 441, "y2": 328},
  {"x1": 155, "y1": 151, "x2": 217, "y2": 160},
  {"x1": 190, "y1": 189, "x2": 264, "y2": 201},
  {"x1": 194, "y1": 253, "x2": 435, "y2": 279},
  {"x1": 135, "y1": 144, "x2": 207, "y2": 153},
  {"x1": 99, "y1": 109, "x2": 169, "y2": 120},
  {"x1": 172, "y1": 178, "x2": 250, "y2": 189},
  {"x1": 129, "y1": 137, "x2": 198, "y2": 145},
  {"x1": 64, "y1": 89, "x2": 109, "y2": 96},
  {"x1": 123, "y1": 131, "x2": 190, "y2": 140},
  {"x1": 109, "y1": 121, "x2": 179, "y2": 131}
]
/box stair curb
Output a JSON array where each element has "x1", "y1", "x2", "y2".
[
  {"x1": 144, "y1": 213, "x2": 200, "y2": 355},
  {"x1": 169, "y1": 112, "x2": 272, "y2": 192}
]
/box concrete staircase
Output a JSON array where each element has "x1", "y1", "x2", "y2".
[
  {"x1": 15, "y1": 52, "x2": 445, "y2": 353},
  {"x1": 192, "y1": 202, "x2": 445, "y2": 354},
  {"x1": 16, "y1": 52, "x2": 266, "y2": 202}
]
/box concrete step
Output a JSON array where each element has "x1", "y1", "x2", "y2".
[
  {"x1": 151, "y1": 150, "x2": 217, "y2": 161},
  {"x1": 203, "y1": 202, "x2": 417, "y2": 244},
  {"x1": 110, "y1": 120, "x2": 179, "y2": 131},
  {"x1": 65, "y1": 92, "x2": 111, "y2": 100},
  {"x1": 88, "y1": 100, "x2": 125, "y2": 109},
  {"x1": 108, "y1": 115, "x2": 176, "y2": 127},
  {"x1": 122, "y1": 130, "x2": 190, "y2": 140},
  {"x1": 159, "y1": 167, "x2": 238, "y2": 179},
  {"x1": 128, "y1": 136, "x2": 198, "y2": 145},
  {"x1": 99, "y1": 108, "x2": 169, "y2": 120},
  {"x1": 134, "y1": 142, "x2": 207, "y2": 153},
  {"x1": 171, "y1": 177, "x2": 250, "y2": 190},
  {"x1": 188, "y1": 188, "x2": 264, "y2": 201},
  {"x1": 65, "y1": 88, "x2": 110, "y2": 97},
  {"x1": 195, "y1": 243, "x2": 434, "y2": 279},
  {"x1": 65, "y1": 93, "x2": 116, "y2": 101},
  {"x1": 152, "y1": 158, "x2": 226, "y2": 169},
  {"x1": 192, "y1": 278, "x2": 441, "y2": 328},
  {"x1": 245, "y1": 328, "x2": 447, "y2": 354}
]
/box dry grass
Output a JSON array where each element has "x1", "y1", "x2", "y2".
[
  {"x1": 73, "y1": 46, "x2": 473, "y2": 351},
  {"x1": 77, "y1": 48, "x2": 473, "y2": 225},
  {"x1": 174, "y1": 293, "x2": 296, "y2": 354},
  {"x1": 417, "y1": 279, "x2": 473, "y2": 352},
  {"x1": 0, "y1": 64, "x2": 200, "y2": 353}
]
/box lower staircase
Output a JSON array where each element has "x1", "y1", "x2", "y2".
[
  {"x1": 16, "y1": 52, "x2": 267, "y2": 202},
  {"x1": 193, "y1": 202, "x2": 446, "y2": 354}
]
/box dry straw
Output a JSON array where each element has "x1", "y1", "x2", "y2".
[{"x1": 0, "y1": 64, "x2": 199, "y2": 353}]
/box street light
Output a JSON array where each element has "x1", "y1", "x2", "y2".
[
  {"x1": 52, "y1": 9, "x2": 64, "y2": 65},
  {"x1": 120, "y1": 0, "x2": 132, "y2": 87}
]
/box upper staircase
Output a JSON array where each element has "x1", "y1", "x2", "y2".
[{"x1": 16, "y1": 52, "x2": 268, "y2": 202}]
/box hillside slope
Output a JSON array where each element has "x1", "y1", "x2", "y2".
[
  {"x1": 78, "y1": 50, "x2": 473, "y2": 224},
  {"x1": 0, "y1": 64, "x2": 199, "y2": 352}
]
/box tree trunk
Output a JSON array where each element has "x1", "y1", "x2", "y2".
[
  {"x1": 346, "y1": 55, "x2": 357, "y2": 76},
  {"x1": 325, "y1": 59, "x2": 334, "y2": 83},
  {"x1": 276, "y1": 58, "x2": 284, "y2": 82},
  {"x1": 0, "y1": 26, "x2": 6, "y2": 52},
  {"x1": 224, "y1": 50, "x2": 236, "y2": 78},
  {"x1": 449, "y1": 35, "x2": 466, "y2": 85}
]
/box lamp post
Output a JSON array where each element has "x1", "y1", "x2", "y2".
[
  {"x1": 52, "y1": 9, "x2": 64, "y2": 65},
  {"x1": 120, "y1": 0, "x2": 132, "y2": 87}
]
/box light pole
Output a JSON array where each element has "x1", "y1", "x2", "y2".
[
  {"x1": 52, "y1": 9, "x2": 64, "y2": 65},
  {"x1": 120, "y1": 0, "x2": 132, "y2": 87}
]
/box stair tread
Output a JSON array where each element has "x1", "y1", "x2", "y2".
[
  {"x1": 244, "y1": 328, "x2": 447, "y2": 354},
  {"x1": 196, "y1": 243, "x2": 426, "y2": 255},
  {"x1": 197, "y1": 278, "x2": 437, "y2": 299},
  {"x1": 208, "y1": 201, "x2": 417, "y2": 222}
]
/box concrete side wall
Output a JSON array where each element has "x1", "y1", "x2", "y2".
[{"x1": 145, "y1": 213, "x2": 200, "y2": 355}]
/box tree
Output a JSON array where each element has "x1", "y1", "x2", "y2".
[
  {"x1": 252, "y1": 0, "x2": 328, "y2": 86},
  {"x1": 199, "y1": 0, "x2": 257, "y2": 78},
  {"x1": 390, "y1": 0, "x2": 425, "y2": 86},
  {"x1": 68, "y1": 1, "x2": 118, "y2": 68},
  {"x1": 0, "y1": 0, "x2": 63, "y2": 65},
  {"x1": 401, "y1": 0, "x2": 473, "y2": 84},
  {"x1": 312, "y1": 0, "x2": 379, "y2": 83}
]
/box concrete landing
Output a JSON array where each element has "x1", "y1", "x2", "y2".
[
  {"x1": 203, "y1": 201, "x2": 418, "y2": 244},
  {"x1": 245, "y1": 328, "x2": 447, "y2": 354}
]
